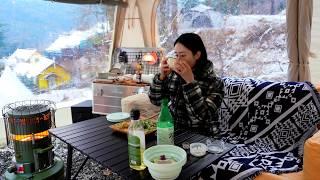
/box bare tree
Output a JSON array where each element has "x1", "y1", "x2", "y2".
[
  {"x1": 271, "y1": 0, "x2": 275, "y2": 15},
  {"x1": 157, "y1": 0, "x2": 179, "y2": 50},
  {"x1": 0, "y1": 25, "x2": 5, "y2": 58},
  {"x1": 106, "y1": 6, "x2": 115, "y2": 31}
]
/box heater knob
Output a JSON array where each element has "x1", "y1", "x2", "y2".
[{"x1": 7, "y1": 166, "x2": 17, "y2": 173}]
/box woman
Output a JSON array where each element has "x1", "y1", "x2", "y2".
[{"x1": 149, "y1": 33, "x2": 224, "y2": 136}]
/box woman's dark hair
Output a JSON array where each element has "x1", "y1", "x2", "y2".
[{"x1": 174, "y1": 33, "x2": 208, "y2": 64}]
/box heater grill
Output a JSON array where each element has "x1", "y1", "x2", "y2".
[{"x1": 3, "y1": 100, "x2": 55, "y2": 146}]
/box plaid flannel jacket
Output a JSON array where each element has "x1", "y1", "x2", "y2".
[{"x1": 149, "y1": 60, "x2": 224, "y2": 136}]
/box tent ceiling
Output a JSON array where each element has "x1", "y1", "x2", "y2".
[{"x1": 48, "y1": 0, "x2": 127, "y2": 6}]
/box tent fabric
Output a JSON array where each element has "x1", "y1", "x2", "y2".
[{"x1": 287, "y1": 0, "x2": 313, "y2": 82}]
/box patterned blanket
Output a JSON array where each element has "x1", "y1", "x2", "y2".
[{"x1": 198, "y1": 78, "x2": 320, "y2": 180}]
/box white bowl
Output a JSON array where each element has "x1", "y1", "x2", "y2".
[{"x1": 143, "y1": 145, "x2": 187, "y2": 180}]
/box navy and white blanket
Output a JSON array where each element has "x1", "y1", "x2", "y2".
[{"x1": 198, "y1": 78, "x2": 320, "y2": 180}]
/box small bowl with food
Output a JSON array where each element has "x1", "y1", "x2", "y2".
[{"x1": 143, "y1": 145, "x2": 187, "y2": 180}]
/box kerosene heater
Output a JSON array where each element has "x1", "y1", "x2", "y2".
[{"x1": 2, "y1": 100, "x2": 64, "y2": 180}]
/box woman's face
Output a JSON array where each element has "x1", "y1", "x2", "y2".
[{"x1": 174, "y1": 42, "x2": 201, "y2": 69}]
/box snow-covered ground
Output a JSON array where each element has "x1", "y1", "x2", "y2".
[
  {"x1": 184, "y1": 13, "x2": 288, "y2": 82},
  {"x1": 0, "y1": 67, "x2": 33, "y2": 109}
]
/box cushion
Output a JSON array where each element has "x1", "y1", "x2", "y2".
[
  {"x1": 255, "y1": 130, "x2": 320, "y2": 180},
  {"x1": 303, "y1": 130, "x2": 320, "y2": 179},
  {"x1": 121, "y1": 93, "x2": 160, "y2": 117},
  {"x1": 255, "y1": 171, "x2": 303, "y2": 180},
  {"x1": 316, "y1": 83, "x2": 320, "y2": 92}
]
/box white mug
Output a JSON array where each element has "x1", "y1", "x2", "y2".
[{"x1": 167, "y1": 57, "x2": 176, "y2": 69}]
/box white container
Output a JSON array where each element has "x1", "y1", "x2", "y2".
[
  {"x1": 143, "y1": 145, "x2": 186, "y2": 180},
  {"x1": 190, "y1": 143, "x2": 207, "y2": 157}
]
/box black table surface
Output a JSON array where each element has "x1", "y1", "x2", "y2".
[{"x1": 49, "y1": 116, "x2": 234, "y2": 179}]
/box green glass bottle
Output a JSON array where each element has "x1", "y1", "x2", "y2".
[
  {"x1": 128, "y1": 108, "x2": 146, "y2": 170},
  {"x1": 157, "y1": 98, "x2": 174, "y2": 145}
]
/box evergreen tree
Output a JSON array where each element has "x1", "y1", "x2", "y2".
[
  {"x1": 181, "y1": 0, "x2": 200, "y2": 13},
  {"x1": 206, "y1": 0, "x2": 240, "y2": 15},
  {"x1": 0, "y1": 24, "x2": 4, "y2": 74},
  {"x1": 0, "y1": 23, "x2": 16, "y2": 57},
  {"x1": 0, "y1": 24, "x2": 4, "y2": 49},
  {"x1": 158, "y1": 0, "x2": 179, "y2": 50},
  {"x1": 0, "y1": 24, "x2": 6, "y2": 57}
]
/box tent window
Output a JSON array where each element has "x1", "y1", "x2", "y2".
[
  {"x1": 157, "y1": 0, "x2": 287, "y2": 81},
  {"x1": 0, "y1": 1, "x2": 115, "y2": 108}
]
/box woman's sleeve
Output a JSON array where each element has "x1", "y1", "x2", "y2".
[
  {"x1": 148, "y1": 73, "x2": 168, "y2": 106},
  {"x1": 182, "y1": 77, "x2": 224, "y2": 130}
]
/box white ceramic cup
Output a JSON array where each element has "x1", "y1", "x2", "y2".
[{"x1": 167, "y1": 57, "x2": 176, "y2": 69}]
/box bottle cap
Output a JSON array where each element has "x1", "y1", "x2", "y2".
[{"x1": 130, "y1": 108, "x2": 140, "y2": 120}]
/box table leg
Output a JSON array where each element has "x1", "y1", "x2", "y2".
[
  {"x1": 72, "y1": 156, "x2": 89, "y2": 180},
  {"x1": 66, "y1": 145, "x2": 73, "y2": 180}
]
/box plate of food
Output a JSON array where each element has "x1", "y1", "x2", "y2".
[{"x1": 109, "y1": 113, "x2": 158, "y2": 135}]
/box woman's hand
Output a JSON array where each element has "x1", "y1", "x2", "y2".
[
  {"x1": 174, "y1": 61, "x2": 194, "y2": 84},
  {"x1": 159, "y1": 57, "x2": 172, "y2": 80}
]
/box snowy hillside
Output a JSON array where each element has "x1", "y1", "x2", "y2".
[
  {"x1": 46, "y1": 23, "x2": 109, "y2": 52},
  {"x1": 180, "y1": 14, "x2": 288, "y2": 81},
  {"x1": 0, "y1": 67, "x2": 33, "y2": 109}
]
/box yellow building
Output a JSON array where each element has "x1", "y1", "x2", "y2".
[
  {"x1": 9, "y1": 49, "x2": 71, "y2": 91},
  {"x1": 37, "y1": 64, "x2": 71, "y2": 90}
]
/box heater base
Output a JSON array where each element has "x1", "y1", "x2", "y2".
[{"x1": 4, "y1": 157, "x2": 64, "y2": 180}]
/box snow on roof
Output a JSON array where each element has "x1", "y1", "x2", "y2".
[
  {"x1": 190, "y1": 4, "x2": 212, "y2": 13},
  {"x1": 15, "y1": 55, "x2": 54, "y2": 78},
  {"x1": 46, "y1": 22, "x2": 108, "y2": 52},
  {"x1": 0, "y1": 67, "x2": 33, "y2": 108},
  {"x1": 7, "y1": 49, "x2": 37, "y2": 64}
]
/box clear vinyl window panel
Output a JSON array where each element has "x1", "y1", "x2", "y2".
[
  {"x1": 157, "y1": 0, "x2": 288, "y2": 81},
  {"x1": 0, "y1": 1, "x2": 115, "y2": 109}
]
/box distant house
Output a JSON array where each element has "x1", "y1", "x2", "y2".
[
  {"x1": 8, "y1": 49, "x2": 71, "y2": 91},
  {"x1": 179, "y1": 4, "x2": 223, "y2": 29},
  {"x1": 7, "y1": 49, "x2": 38, "y2": 66}
]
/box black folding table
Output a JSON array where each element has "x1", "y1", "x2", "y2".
[{"x1": 49, "y1": 116, "x2": 234, "y2": 179}]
